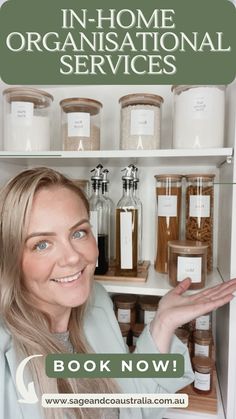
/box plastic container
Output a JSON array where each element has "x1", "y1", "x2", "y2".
[
  {"x1": 155, "y1": 175, "x2": 182, "y2": 273},
  {"x1": 185, "y1": 174, "x2": 215, "y2": 272},
  {"x1": 138, "y1": 295, "x2": 160, "y2": 324},
  {"x1": 60, "y1": 98, "x2": 102, "y2": 151},
  {"x1": 114, "y1": 294, "x2": 137, "y2": 326},
  {"x1": 172, "y1": 85, "x2": 225, "y2": 149},
  {"x1": 3, "y1": 87, "x2": 53, "y2": 151},
  {"x1": 119, "y1": 93, "x2": 163, "y2": 150},
  {"x1": 168, "y1": 240, "x2": 208, "y2": 290},
  {"x1": 192, "y1": 356, "x2": 214, "y2": 395},
  {"x1": 193, "y1": 330, "x2": 213, "y2": 358}
]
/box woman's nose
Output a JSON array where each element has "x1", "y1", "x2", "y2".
[{"x1": 57, "y1": 240, "x2": 81, "y2": 267}]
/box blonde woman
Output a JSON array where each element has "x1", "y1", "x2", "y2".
[{"x1": 0, "y1": 167, "x2": 236, "y2": 419}]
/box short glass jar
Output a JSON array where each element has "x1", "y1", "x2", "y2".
[
  {"x1": 60, "y1": 98, "x2": 102, "y2": 151},
  {"x1": 189, "y1": 312, "x2": 212, "y2": 332},
  {"x1": 172, "y1": 85, "x2": 225, "y2": 149},
  {"x1": 192, "y1": 356, "x2": 214, "y2": 395},
  {"x1": 185, "y1": 174, "x2": 215, "y2": 272},
  {"x1": 113, "y1": 294, "x2": 137, "y2": 326},
  {"x1": 175, "y1": 328, "x2": 190, "y2": 347},
  {"x1": 138, "y1": 295, "x2": 160, "y2": 324},
  {"x1": 119, "y1": 93, "x2": 163, "y2": 150},
  {"x1": 119, "y1": 323, "x2": 131, "y2": 347},
  {"x1": 168, "y1": 240, "x2": 208, "y2": 290},
  {"x1": 155, "y1": 175, "x2": 182, "y2": 273},
  {"x1": 3, "y1": 87, "x2": 53, "y2": 151},
  {"x1": 193, "y1": 330, "x2": 213, "y2": 358}
]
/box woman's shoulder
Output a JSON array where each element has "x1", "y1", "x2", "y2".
[
  {"x1": 90, "y1": 281, "x2": 113, "y2": 311},
  {"x1": 0, "y1": 318, "x2": 12, "y2": 352}
]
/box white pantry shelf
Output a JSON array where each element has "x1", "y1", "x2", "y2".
[
  {"x1": 0, "y1": 148, "x2": 233, "y2": 167},
  {"x1": 95, "y1": 266, "x2": 223, "y2": 296}
]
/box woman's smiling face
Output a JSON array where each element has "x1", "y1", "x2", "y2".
[{"x1": 21, "y1": 186, "x2": 98, "y2": 327}]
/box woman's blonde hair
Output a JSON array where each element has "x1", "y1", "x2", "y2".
[{"x1": 0, "y1": 167, "x2": 118, "y2": 419}]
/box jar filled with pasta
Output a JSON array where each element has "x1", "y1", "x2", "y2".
[
  {"x1": 155, "y1": 175, "x2": 182, "y2": 273},
  {"x1": 185, "y1": 174, "x2": 215, "y2": 272}
]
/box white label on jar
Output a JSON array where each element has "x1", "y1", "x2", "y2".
[
  {"x1": 130, "y1": 109, "x2": 154, "y2": 136},
  {"x1": 195, "y1": 343, "x2": 209, "y2": 357},
  {"x1": 118, "y1": 308, "x2": 131, "y2": 323},
  {"x1": 158, "y1": 195, "x2": 177, "y2": 217},
  {"x1": 189, "y1": 195, "x2": 210, "y2": 218},
  {"x1": 120, "y1": 212, "x2": 133, "y2": 269},
  {"x1": 11, "y1": 101, "x2": 34, "y2": 121},
  {"x1": 144, "y1": 310, "x2": 156, "y2": 324},
  {"x1": 196, "y1": 315, "x2": 210, "y2": 330},
  {"x1": 192, "y1": 95, "x2": 212, "y2": 120},
  {"x1": 90, "y1": 211, "x2": 98, "y2": 267},
  {"x1": 67, "y1": 112, "x2": 90, "y2": 137},
  {"x1": 194, "y1": 371, "x2": 211, "y2": 391},
  {"x1": 177, "y1": 256, "x2": 202, "y2": 283}
]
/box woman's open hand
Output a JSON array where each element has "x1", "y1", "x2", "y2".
[{"x1": 150, "y1": 277, "x2": 236, "y2": 353}]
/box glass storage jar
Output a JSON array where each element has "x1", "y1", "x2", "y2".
[
  {"x1": 131, "y1": 323, "x2": 145, "y2": 347},
  {"x1": 168, "y1": 240, "x2": 208, "y2": 290},
  {"x1": 193, "y1": 330, "x2": 213, "y2": 358},
  {"x1": 155, "y1": 175, "x2": 182, "y2": 273},
  {"x1": 185, "y1": 174, "x2": 215, "y2": 272},
  {"x1": 119, "y1": 323, "x2": 131, "y2": 347},
  {"x1": 119, "y1": 93, "x2": 163, "y2": 150},
  {"x1": 175, "y1": 328, "x2": 190, "y2": 347},
  {"x1": 113, "y1": 294, "x2": 137, "y2": 326},
  {"x1": 172, "y1": 85, "x2": 225, "y2": 149},
  {"x1": 3, "y1": 87, "x2": 53, "y2": 151},
  {"x1": 60, "y1": 98, "x2": 102, "y2": 151},
  {"x1": 138, "y1": 295, "x2": 160, "y2": 324},
  {"x1": 192, "y1": 356, "x2": 214, "y2": 395}
]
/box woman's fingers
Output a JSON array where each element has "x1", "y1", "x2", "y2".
[
  {"x1": 187, "y1": 278, "x2": 236, "y2": 302},
  {"x1": 172, "y1": 277, "x2": 192, "y2": 295}
]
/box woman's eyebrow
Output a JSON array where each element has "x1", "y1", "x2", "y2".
[{"x1": 25, "y1": 218, "x2": 90, "y2": 242}]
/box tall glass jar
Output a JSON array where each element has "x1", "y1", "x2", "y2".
[
  {"x1": 119, "y1": 93, "x2": 163, "y2": 150},
  {"x1": 185, "y1": 174, "x2": 215, "y2": 272},
  {"x1": 155, "y1": 175, "x2": 182, "y2": 273},
  {"x1": 89, "y1": 165, "x2": 109, "y2": 275},
  {"x1": 3, "y1": 87, "x2": 53, "y2": 151},
  {"x1": 60, "y1": 98, "x2": 102, "y2": 151},
  {"x1": 115, "y1": 167, "x2": 138, "y2": 277}
]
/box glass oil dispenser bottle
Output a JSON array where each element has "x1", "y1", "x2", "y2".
[
  {"x1": 89, "y1": 164, "x2": 109, "y2": 275},
  {"x1": 115, "y1": 166, "x2": 138, "y2": 277},
  {"x1": 101, "y1": 168, "x2": 115, "y2": 262},
  {"x1": 132, "y1": 165, "x2": 143, "y2": 265}
]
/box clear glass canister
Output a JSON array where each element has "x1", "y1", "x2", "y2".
[
  {"x1": 113, "y1": 294, "x2": 137, "y2": 326},
  {"x1": 193, "y1": 330, "x2": 213, "y2": 358},
  {"x1": 172, "y1": 85, "x2": 225, "y2": 149},
  {"x1": 168, "y1": 240, "x2": 208, "y2": 290},
  {"x1": 192, "y1": 356, "x2": 214, "y2": 394},
  {"x1": 3, "y1": 87, "x2": 53, "y2": 151},
  {"x1": 155, "y1": 175, "x2": 182, "y2": 273},
  {"x1": 119, "y1": 93, "x2": 164, "y2": 150},
  {"x1": 60, "y1": 98, "x2": 102, "y2": 151},
  {"x1": 185, "y1": 174, "x2": 215, "y2": 272}
]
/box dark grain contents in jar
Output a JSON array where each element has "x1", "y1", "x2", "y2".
[
  {"x1": 113, "y1": 294, "x2": 137, "y2": 326},
  {"x1": 186, "y1": 176, "x2": 214, "y2": 272},
  {"x1": 168, "y1": 240, "x2": 208, "y2": 290},
  {"x1": 95, "y1": 234, "x2": 109, "y2": 275},
  {"x1": 119, "y1": 323, "x2": 131, "y2": 346},
  {"x1": 192, "y1": 356, "x2": 214, "y2": 395},
  {"x1": 193, "y1": 330, "x2": 213, "y2": 358},
  {"x1": 115, "y1": 208, "x2": 138, "y2": 277},
  {"x1": 155, "y1": 176, "x2": 182, "y2": 274}
]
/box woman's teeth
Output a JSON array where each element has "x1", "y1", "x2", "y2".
[{"x1": 52, "y1": 271, "x2": 82, "y2": 283}]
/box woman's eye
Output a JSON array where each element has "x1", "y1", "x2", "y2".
[
  {"x1": 33, "y1": 241, "x2": 49, "y2": 251},
  {"x1": 73, "y1": 230, "x2": 86, "y2": 240}
]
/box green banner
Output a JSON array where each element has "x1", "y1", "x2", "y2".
[
  {"x1": 0, "y1": 0, "x2": 235, "y2": 84},
  {"x1": 46, "y1": 353, "x2": 184, "y2": 378}
]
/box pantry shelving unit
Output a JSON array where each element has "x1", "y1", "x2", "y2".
[{"x1": 0, "y1": 81, "x2": 235, "y2": 419}]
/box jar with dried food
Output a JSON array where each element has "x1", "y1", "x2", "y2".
[
  {"x1": 155, "y1": 175, "x2": 182, "y2": 273},
  {"x1": 138, "y1": 295, "x2": 160, "y2": 324},
  {"x1": 172, "y1": 85, "x2": 225, "y2": 149},
  {"x1": 114, "y1": 294, "x2": 137, "y2": 326},
  {"x1": 119, "y1": 323, "x2": 131, "y2": 347},
  {"x1": 185, "y1": 174, "x2": 215, "y2": 272},
  {"x1": 192, "y1": 356, "x2": 214, "y2": 395},
  {"x1": 3, "y1": 87, "x2": 53, "y2": 151},
  {"x1": 60, "y1": 97, "x2": 102, "y2": 151},
  {"x1": 119, "y1": 93, "x2": 163, "y2": 150},
  {"x1": 175, "y1": 328, "x2": 190, "y2": 347},
  {"x1": 168, "y1": 240, "x2": 208, "y2": 290},
  {"x1": 193, "y1": 330, "x2": 213, "y2": 358}
]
